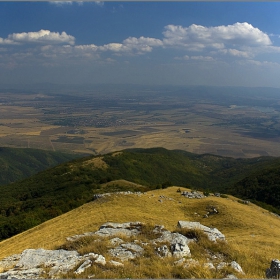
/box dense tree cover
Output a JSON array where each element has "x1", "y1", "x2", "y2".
[
  {"x1": 0, "y1": 147, "x2": 80, "y2": 185},
  {"x1": 230, "y1": 167, "x2": 280, "y2": 214},
  {"x1": 1, "y1": 147, "x2": 280, "y2": 241}
]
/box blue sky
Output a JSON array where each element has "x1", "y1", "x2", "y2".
[{"x1": 1, "y1": 1, "x2": 280, "y2": 87}]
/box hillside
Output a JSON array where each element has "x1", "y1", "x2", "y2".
[
  {"x1": 1, "y1": 147, "x2": 280, "y2": 241},
  {"x1": 0, "y1": 147, "x2": 80, "y2": 186},
  {"x1": 0, "y1": 187, "x2": 279, "y2": 278},
  {"x1": 230, "y1": 166, "x2": 280, "y2": 211}
]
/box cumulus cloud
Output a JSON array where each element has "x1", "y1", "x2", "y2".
[
  {"x1": 0, "y1": 38, "x2": 18, "y2": 45},
  {"x1": 1, "y1": 22, "x2": 278, "y2": 69},
  {"x1": 7, "y1": 30, "x2": 75, "y2": 45},
  {"x1": 190, "y1": 55, "x2": 215, "y2": 61},
  {"x1": 74, "y1": 36, "x2": 164, "y2": 55},
  {"x1": 163, "y1": 22, "x2": 271, "y2": 51},
  {"x1": 218, "y1": 48, "x2": 251, "y2": 58}
]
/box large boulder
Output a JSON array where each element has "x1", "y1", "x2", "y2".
[
  {"x1": 153, "y1": 230, "x2": 191, "y2": 258},
  {"x1": 177, "y1": 221, "x2": 225, "y2": 242}
]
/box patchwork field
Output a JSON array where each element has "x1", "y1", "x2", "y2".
[{"x1": 1, "y1": 85, "x2": 280, "y2": 157}]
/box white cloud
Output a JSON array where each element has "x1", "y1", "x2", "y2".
[
  {"x1": 49, "y1": 1, "x2": 73, "y2": 6},
  {"x1": 237, "y1": 59, "x2": 280, "y2": 67},
  {"x1": 218, "y1": 48, "x2": 251, "y2": 58},
  {"x1": 163, "y1": 22, "x2": 271, "y2": 51},
  {"x1": 95, "y1": 1, "x2": 104, "y2": 7},
  {"x1": 174, "y1": 55, "x2": 190, "y2": 60},
  {"x1": 191, "y1": 55, "x2": 215, "y2": 61},
  {"x1": 8, "y1": 30, "x2": 75, "y2": 45},
  {"x1": 0, "y1": 38, "x2": 18, "y2": 45},
  {"x1": 92, "y1": 36, "x2": 163, "y2": 54},
  {"x1": 74, "y1": 44, "x2": 99, "y2": 51},
  {"x1": 1, "y1": 22, "x2": 278, "y2": 72}
]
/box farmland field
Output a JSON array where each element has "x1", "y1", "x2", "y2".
[{"x1": 1, "y1": 84, "x2": 280, "y2": 158}]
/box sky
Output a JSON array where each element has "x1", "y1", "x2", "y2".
[{"x1": 1, "y1": 1, "x2": 280, "y2": 87}]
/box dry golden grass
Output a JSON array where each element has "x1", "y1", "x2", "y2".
[
  {"x1": 101, "y1": 179, "x2": 146, "y2": 190},
  {"x1": 81, "y1": 156, "x2": 108, "y2": 169},
  {"x1": 0, "y1": 186, "x2": 280, "y2": 278}
]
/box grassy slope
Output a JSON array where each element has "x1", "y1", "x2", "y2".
[
  {"x1": 0, "y1": 147, "x2": 80, "y2": 186},
  {"x1": 0, "y1": 187, "x2": 279, "y2": 278},
  {"x1": 1, "y1": 147, "x2": 280, "y2": 241}
]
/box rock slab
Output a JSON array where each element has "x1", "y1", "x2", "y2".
[{"x1": 177, "y1": 221, "x2": 226, "y2": 242}]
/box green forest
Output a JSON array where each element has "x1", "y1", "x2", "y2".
[{"x1": 1, "y1": 147, "x2": 280, "y2": 241}]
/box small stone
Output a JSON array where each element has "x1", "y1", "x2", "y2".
[
  {"x1": 109, "y1": 260, "x2": 124, "y2": 267},
  {"x1": 74, "y1": 260, "x2": 92, "y2": 274},
  {"x1": 217, "y1": 262, "x2": 227, "y2": 270},
  {"x1": 94, "y1": 255, "x2": 106, "y2": 266},
  {"x1": 230, "y1": 261, "x2": 244, "y2": 274},
  {"x1": 204, "y1": 262, "x2": 215, "y2": 270}
]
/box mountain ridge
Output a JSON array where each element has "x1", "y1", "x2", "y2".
[
  {"x1": 1, "y1": 147, "x2": 280, "y2": 241},
  {"x1": 0, "y1": 146, "x2": 81, "y2": 186}
]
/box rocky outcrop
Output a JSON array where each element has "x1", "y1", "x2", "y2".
[
  {"x1": 108, "y1": 243, "x2": 144, "y2": 261},
  {"x1": 0, "y1": 249, "x2": 106, "y2": 279},
  {"x1": 66, "y1": 221, "x2": 142, "y2": 242},
  {"x1": 153, "y1": 228, "x2": 192, "y2": 258},
  {"x1": 93, "y1": 191, "x2": 143, "y2": 200},
  {"x1": 96, "y1": 221, "x2": 142, "y2": 237},
  {"x1": 0, "y1": 221, "x2": 244, "y2": 279},
  {"x1": 181, "y1": 191, "x2": 205, "y2": 199},
  {"x1": 177, "y1": 221, "x2": 226, "y2": 242}
]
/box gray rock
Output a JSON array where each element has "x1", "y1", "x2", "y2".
[
  {"x1": 74, "y1": 260, "x2": 92, "y2": 275},
  {"x1": 95, "y1": 222, "x2": 142, "y2": 237},
  {"x1": 83, "y1": 253, "x2": 99, "y2": 259},
  {"x1": 230, "y1": 261, "x2": 244, "y2": 274},
  {"x1": 110, "y1": 237, "x2": 124, "y2": 246},
  {"x1": 15, "y1": 249, "x2": 80, "y2": 271},
  {"x1": 66, "y1": 232, "x2": 96, "y2": 242},
  {"x1": 156, "y1": 245, "x2": 171, "y2": 257},
  {"x1": 224, "y1": 274, "x2": 238, "y2": 279},
  {"x1": 204, "y1": 262, "x2": 215, "y2": 270},
  {"x1": 174, "y1": 258, "x2": 186, "y2": 266},
  {"x1": 152, "y1": 225, "x2": 166, "y2": 234},
  {"x1": 266, "y1": 259, "x2": 280, "y2": 278},
  {"x1": 181, "y1": 191, "x2": 205, "y2": 199},
  {"x1": 177, "y1": 221, "x2": 226, "y2": 242},
  {"x1": 94, "y1": 255, "x2": 106, "y2": 266},
  {"x1": 0, "y1": 254, "x2": 21, "y2": 272},
  {"x1": 0, "y1": 268, "x2": 44, "y2": 279},
  {"x1": 154, "y1": 231, "x2": 191, "y2": 258},
  {"x1": 108, "y1": 243, "x2": 144, "y2": 261},
  {"x1": 217, "y1": 262, "x2": 227, "y2": 270},
  {"x1": 0, "y1": 248, "x2": 102, "y2": 279},
  {"x1": 67, "y1": 221, "x2": 143, "y2": 242},
  {"x1": 109, "y1": 260, "x2": 124, "y2": 267}
]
